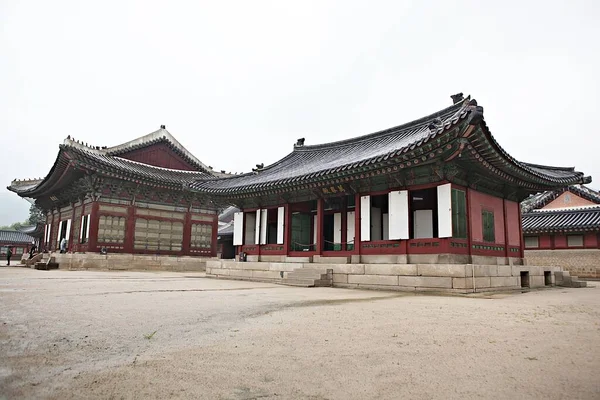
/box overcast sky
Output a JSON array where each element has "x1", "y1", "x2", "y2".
[{"x1": 1, "y1": 0, "x2": 598, "y2": 226}]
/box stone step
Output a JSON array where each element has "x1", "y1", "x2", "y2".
[
  {"x1": 571, "y1": 280, "x2": 587, "y2": 288},
  {"x1": 281, "y1": 278, "x2": 316, "y2": 287},
  {"x1": 281, "y1": 278, "x2": 332, "y2": 287},
  {"x1": 286, "y1": 272, "x2": 329, "y2": 280}
]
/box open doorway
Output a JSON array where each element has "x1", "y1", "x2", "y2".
[
  {"x1": 370, "y1": 194, "x2": 389, "y2": 241},
  {"x1": 409, "y1": 188, "x2": 438, "y2": 239}
]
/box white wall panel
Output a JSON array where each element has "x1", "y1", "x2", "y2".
[
  {"x1": 276, "y1": 207, "x2": 285, "y2": 244},
  {"x1": 233, "y1": 212, "x2": 244, "y2": 246},
  {"x1": 360, "y1": 195, "x2": 371, "y2": 241},
  {"x1": 389, "y1": 190, "x2": 409, "y2": 240},
  {"x1": 437, "y1": 183, "x2": 453, "y2": 238}
]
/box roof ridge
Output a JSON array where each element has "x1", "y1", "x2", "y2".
[
  {"x1": 294, "y1": 98, "x2": 468, "y2": 152},
  {"x1": 525, "y1": 204, "x2": 600, "y2": 214}
]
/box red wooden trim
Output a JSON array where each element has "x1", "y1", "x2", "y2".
[
  {"x1": 259, "y1": 245, "x2": 286, "y2": 255},
  {"x1": 316, "y1": 198, "x2": 324, "y2": 255},
  {"x1": 471, "y1": 241, "x2": 506, "y2": 257},
  {"x1": 361, "y1": 240, "x2": 406, "y2": 255},
  {"x1": 88, "y1": 201, "x2": 100, "y2": 252},
  {"x1": 408, "y1": 238, "x2": 450, "y2": 254},
  {"x1": 241, "y1": 245, "x2": 259, "y2": 255}
]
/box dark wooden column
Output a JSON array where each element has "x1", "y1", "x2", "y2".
[
  {"x1": 69, "y1": 203, "x2": 76, "y2": 252},
  {"x1": 211, "y1": 214, "x2": 218, "y2": 257},
  {"x1": 87, "y1": 201, "x2": 100, "y2": 252},
  {"x1": 124, "y1": 205, "x2": 135, "y2": 253},
  {"x1": 354, "y1": 193, "x2": 361, "y2": 255},
  {"x1": 502, "y1": 199, "x2": 509, "y2": 258},
  {"x1": 182, "y1": 211, "x2": 192, "y2": 256},
  {"x1": 284, "y1": 204, "x2": 291, "y2": 256},
  {"x1": 316, "y1": 198, "x2": 324, "y2": 255}
]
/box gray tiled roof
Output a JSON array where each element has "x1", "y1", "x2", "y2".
[
  {"x1": 522, "y1": 206, "x2": 600, "y2": 233},
  {"x1": 0, "y1": 230, "x2": 35, "y2": 244},
  {"x1": 192, "y1": 97, "x2": 590, "y2": 195},
  {"x1": 521, "y1": 185, "x2": 600, "y2": 213},
  {"x1": 192, "y1": 100, "x2": 469, "y2": 194}
]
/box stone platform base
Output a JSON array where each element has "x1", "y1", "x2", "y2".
[
  {"x1": 52, "y1": 253, "x2": 212, "y2": 272},
  {"x1": 207, "y1": 260, "x2": 562, "y2": 293},
  {"x1": 245, "y1": 254, "x2": 523, "y2": 266}
]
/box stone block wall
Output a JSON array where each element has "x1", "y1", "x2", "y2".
[
  {"x1": 206, "y1": 260, "x2": 560, "y2": 293},
  {"x1": 525, "y1": 249, "x2": 600, "y2": 279},
  {"x1": 53, "y1": 253, "x2": 210, "y2": 272}
]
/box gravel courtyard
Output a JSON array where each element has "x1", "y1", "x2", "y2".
[{"x1": 0, "y1": 268, "x2": 599, "y2": 400}]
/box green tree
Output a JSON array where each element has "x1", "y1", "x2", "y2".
[{"x1": 27, "y1": 204, "x2": 45, "y2": 225}]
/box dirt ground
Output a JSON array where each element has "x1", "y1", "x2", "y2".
[{"x1": 0, "y1": 268, "x2": 599, "y2": 400}]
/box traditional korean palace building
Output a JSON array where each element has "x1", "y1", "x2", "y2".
[
  {"x1": 8, "y1": 127, "x2": 229, "y2": 258},
  {"x1": 7, "y1": 94, "x2": 592, "y2": 290},
  {"x1": 522, "y1": 185, "x2": 600, "y2": 279}
]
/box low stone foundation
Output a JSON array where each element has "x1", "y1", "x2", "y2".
[
  {"x1": 206, "y1": 260, "x2": 560, "y2": 293},
  {"x1": 53, "y1": 253, "x2": 211, "y2": 272},
  {"x1": 525, "y1": 249, "x2": 600, "y2": 279},
  {"x1": 243, "y1": 254, "x2": 523, "y2": 266}
]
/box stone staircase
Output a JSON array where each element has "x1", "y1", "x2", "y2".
[
  {"x1": 555, "y1": 271, "x2": 587, "y2": 288},
  {"x1": 34, "y1": 255, "x2": 59, "y2": 271},
  {"x1": 281, "y1": 267, "x2": 333, "y2": 287}
]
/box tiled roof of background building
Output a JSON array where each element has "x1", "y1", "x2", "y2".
[
  {"x1": 0, "y1": 230, "x2": 35, "y2": 244},
  {"x1": 522, "y1": 205, "x2": 600, "y2": 233}
]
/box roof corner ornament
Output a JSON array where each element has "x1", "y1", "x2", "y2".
[
  {"x1": 451, "y1": 93, "x2": 464, "y2": 104},
  {"x1": 582, "y1": 176, "x2": 592, "y2": 184},
  {"x1": 160, "y1": 125, "x2": 166, "y2": 129},
  {"x1": 295, "y1": 138, "x2": 305, "y2": 147},
  {"x1": 252, "y1": 163, "x2": 264, "y2": 173},
  {"x1": 466, "y1": 99, "x2": 484, "y2": 126}
]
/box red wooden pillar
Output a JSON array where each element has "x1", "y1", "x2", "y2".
[
  {"x1": 182, "y1": 212, "x2": 192, "y2": 256},
  {"x1": 341, "y1": 197, "x2": 347, "y2": 251},
  {"x1": 284, "y1": 204, "x2": 291, "y2": 256},
  {"x1": 124, "y1": 205, "x2": 135, "y2": 253},
  {"x1": 502, "y1": 199, "x2": 509, "y2": 258},
  {"x1": 517, "y1": 204, "x2": 525, "y2": 259},
  {"x1": 87, "y1": 201, "x2": 100, "y2": 252},
  {"x1": 316, "y1": 198, "x2": 324, "y2": 255},
  {"x1": 69, "y1": 203, "x2": 76, "y2": 252},
  {"x1": 211, "y1": 214, "x2": 218, "y2": 257},
  {"x1": 354, "y1": 193, "x2": 361, "y2": 255}
]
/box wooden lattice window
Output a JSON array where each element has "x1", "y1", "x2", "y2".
[
  {"x1": 451, "y1": 189, "x2": 467, "y2": 239},
  {"x1": 190, "y1": 223, "x2": 213, "y2": 249},
  {"x1": 482, "y1": 210, "x2": 495, "y2": 243},
  {"x1": 134, "y1": 218, "x2": 183, "y2": 251},
  {"x1": 97, "y1": 215, "x2": 126, "y2": 244}
]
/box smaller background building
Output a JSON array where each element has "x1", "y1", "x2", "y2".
[
  {"x1": 0, "y1": 229, "x2": 37, "y2": 259},
  {"x1": 522, "y1": 185, "x2": 600, "y2": 279}
]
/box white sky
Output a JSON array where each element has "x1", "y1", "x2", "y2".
[{"x1": 1, "y1": 0, "x2": 599, "y2": 226}]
